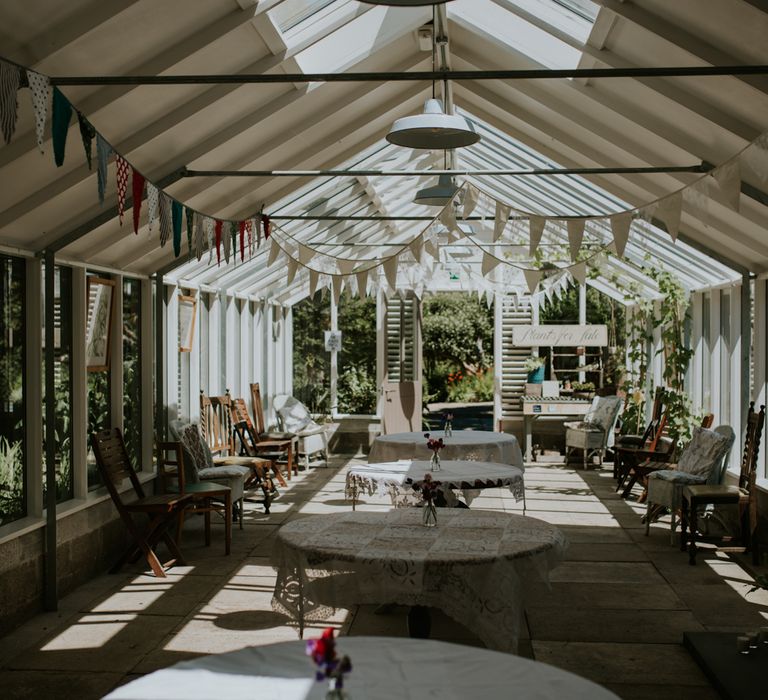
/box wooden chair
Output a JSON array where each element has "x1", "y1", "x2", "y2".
[
  {"x1": 231, "y1": 396, "x2": 294, "y2": 482},
  {"x1": 200, "y1": 391, "x2": 277, "y2": 513},
  {"x1": 614, "y1": 387, "x2": 666, "y2": 479},
  {"x1": 156, "y1": 440, "x2": 232, "y2": 555},
  {"x1": 91, "y1": 428, "x2": 191, "y2": 578},
  {"x1": 681, "y1": 403, "x2": 765, "y2": 565}
]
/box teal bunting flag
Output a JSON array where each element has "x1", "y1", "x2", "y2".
[
  {"x1": 171, "y1": 199, "x2": 183, "y2": 255},
  {"x1": 185, "y1": 208, "x2": 194, "y2": 258},
  {"x1": 51, "y1": 87, "x2": 72, "y2": 167},
  {"x1": 77, "y1": 112, "x2": 95, "y2": 169}
]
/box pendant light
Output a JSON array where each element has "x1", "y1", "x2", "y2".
[
  {"x1": 387, "y1": 98, "x2": 479, "y2": 149},
  {"x1": 413, "y1": 173, "x2": 459, "y2": 206}
]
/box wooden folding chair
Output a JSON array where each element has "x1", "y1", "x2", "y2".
[
  {"x1": 232, "y1": 396, "x2": 294, "y2": 482},
  {"x1": 91, "y1": 428, "x2": 191, "y2": 577},
  {"x1": 156, "y1": 440, "x2": 232, "y2": 555}
]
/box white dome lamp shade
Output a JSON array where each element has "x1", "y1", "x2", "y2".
[
  {"x1": 387, "y1": 99, "x2": 479, "y2": 150},
  {"x1": 413, "y1": 173, "x2": 460, "y2": 206}
]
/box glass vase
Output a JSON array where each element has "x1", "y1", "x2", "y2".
[
  {"x1": 445, "y1": 422, "x2": 452, "y2": 437},
  {"x1": 430, "y1": 452, "x2": 441, "y2": 471},
  {"x1": 423, "y1": 501, "x2": 438, "y2": 527}
]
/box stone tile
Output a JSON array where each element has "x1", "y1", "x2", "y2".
[
  {"x1": 531, "y1": 641, "x2": 711, "y2": 686},
  {"x1": 549, "y1": 561, "x2": 666, "y2": 584},
  {"x1": 604, "y1": 683, "x2": 721, "y2": 700},
  {"x1": 563, "y1": 543, "x2": 649, "y2": 562},
  {"x1": 671, "y1": 583, "x2": 768, "y2": 627},
  {"x1": 531, "y1": 583, "x2": 686, "y2": 610},
  {"x1": 0, "y1": 669, "x2": 124, "y2": 700},
  {"x1": 557, "y1": 526, "x2": 633, "y2": 544},
  {"x1": 527, "y1": 608, "x2": 703, "y2": 643}
]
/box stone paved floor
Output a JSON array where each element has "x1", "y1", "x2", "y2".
[{"x1": 1, "y1": 456, "x2": 767, "y2": 699}]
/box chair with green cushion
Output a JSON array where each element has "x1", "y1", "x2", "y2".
[
  {"x1": 156, "y1": 440, "x2": 232, "y2": 555},
  {"x1": 644, "y1": 425, "x2": 735, "y2": 544}
]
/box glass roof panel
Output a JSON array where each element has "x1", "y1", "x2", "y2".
[{"x1": 270, "y1": 0, "x2": 340, "y2": 33}]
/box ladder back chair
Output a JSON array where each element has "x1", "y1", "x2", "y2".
[
  {"x1": 231, "y1": 396, "x2": 294, "y2": 482},
  {"x1": 156, "y1": 440, "x2": 232, "y2": 555},
  {"x1": 91, "y1": 428, "x2": 191, "y2": 578},
  {"x1": 681, "y1": 403, "x2": 765, "y2": 565}
]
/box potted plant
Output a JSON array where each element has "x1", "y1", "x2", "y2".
[
  {"x1": 571, "y1": 381, "x2": 595, "y2": 399},
  {"x1": 524, "y1": 355, "x2": 546, "y2": 383}
]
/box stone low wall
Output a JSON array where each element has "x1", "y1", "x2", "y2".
[{"x1": 0, "y1": 499, "x2": 128, "y2": 637}]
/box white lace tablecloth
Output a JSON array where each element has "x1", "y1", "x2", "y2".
[
  {"x1": 369, "y1": 430, "x2": 524, "y2": 467},
  {"x1": 271, "y1": 509, "x2": 566, "y2": 654},
  {"x1": 104, "y1": 637, "x2": 618, "y2": 700},
  {"x1": 345, "y1": 459, "x2": 525, "y2": 507}
]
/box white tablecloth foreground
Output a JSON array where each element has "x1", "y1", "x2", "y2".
[{"x1": 104, "y1": 637, "x2": 619, "y2": 700}]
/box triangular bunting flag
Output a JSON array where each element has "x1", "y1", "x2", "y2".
[
  {"x1": 332, "y1": 275, "x2": 343, "y2": 306},
  {"x1": 51, "y1": 87, "x2": 72, "y2": 167},
  {"x1": 77, "y1": 112, "x2": 94, "y2": 168},
  {"x1": 337, "y1": 258, "x2": 356, "y2": 276},
  {"x1": 463, "y1": 184, "x2": 480, "y2": 220},
  {"x1": 286, "y1": 257, "x2": 299, "y2": 286},
  {"x1": 266, "y1": 239, "x2": 280, "y2": 267},
  {"x1": 298, "y1": 244, "x2": 314, "y2": 266},
  {"x1": 204, "y1": 217, "x2": 214, "y2": 263},
  {"x1": 481, "y1": 251, "x2": 500, "y2": 277},
  {"x1": 713, "y1": 160, "x2": 741, "y2": 212},
  {"x1": 656, "y1": 191, "x2": 683, "y2": 241},
  {"x1": 96, "y1": 134, "x2": 111, "y2": 204},
  {"x1": 0, "y1": 61, "x2": 20, "y2": 144},
  {"x1": 115, "y1": 156, "x2": 130, "y2": 225},
  {"x1": 409, "y1": 236, "x2": 424, "y2": 264},
  {"x1": 424, "y1": 238, "x2": 439, "y2": 259},
  {"x1": 223, "y1": 221, "x2": 232, "y2": 264},
  {"x1": 214, "y1": 220, "x2": 222, "y2": 264},
  {"x1": 566, "y1": 219, "x2": 585, "y2": 261},
  {"x1": 249, "y1": 217, "x2": 258, "y2": 255},
  {"x1": 131, "y1": 170, "x2": 144, "y2": 235},
  {"x1": 529, "y1": 216, "x2": 545, "y2": 256},
  {"x1": 570, "y1": 261, "x2": 587, "y2": 286},
  {"x1": 255, "y1": 213, "x2": 262, "y2": 247},
  {"x1": 439, "y1": 204, "x2": 457, "y2": 232},
  {"x1": 262, "y1": 213, "x2": 271, "y2": 239},
  {"x1": 356, "y1": 268, "x2": 369, "y2": 297},
  {"x1": 146, "y1": 182, "x2": 158, "y2": 235},
  {"x1": 523, "y1": 268, "x2": 543, "y2": 294},
  {"x1": 194, "y1": 213, "x2": 204, "y2": 261},
  {"x1": 308, "y1": 268, "x2": 320, "y2": 298},
  {"x1": 610, "y1": 212, "x2": 632, "y2": 257},
  {"x1": 27, "y1": 71, "x2": 50, "y2": 152},
  {"x1": 171, "y1": 200, "x2": 183, "y2": 257},
  {"x1": 239, "y1": 221, "x2": 246, "y2": 262},
  {"x1": 158, "y1": 193, "x2": 172, "y2": 248},
  {"x1": 186, "y1": 208, "x2": 194, "y2": 257},
  {"x1": 493, "y1": 202, "x2": 511, "y2": 241},
  {"x1": 383, "y1": 256, "x2": 398, "y2": 291}
]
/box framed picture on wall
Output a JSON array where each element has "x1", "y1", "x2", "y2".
[
  {"x1": 178, "y1": 294, "x2": 197, "y2": 352},
  {"x1": 85, "y1": 277, "x2": 115, "y2": 372}
]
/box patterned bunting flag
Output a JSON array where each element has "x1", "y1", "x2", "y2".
[
  {"x1": 77, "y1": 113, "x2": 95, "y2": 169},
  {"x1": 131, "y1": 170, "x2": 145, "y2": 235},
  {"x1": 171, "y1": 199, "x2": 183, "y2": 257},
  {"x1": 96, "y1": 134, "x2": 111, "y2": 204},
  {"x1": 194, "y1": 213, "x2": 204, "y2": 261},
  {"x1": 27, "y1": 70, "x2": 50, "y2": 152},
  {"x1": 51, "y1": 87, "x2": 72, "y2": 167},
  {"x1": 186, "y1": 208, "x2": 194, "y2": 257},
  {"x1": 158, "y1": 192, "x2": 172, "y2": 247},
  {"x1": 0, "y1": 61, "x2": 20, "y2": 144},
  {"x1": 204, "y1": 217, "x2": 214, "y2": 262},
  {"x1": 214, "y1": 220, "x2": 222, "y2": 265},
  {"x1": 146, "y1": 182, "x2": 158, "y2": 235},
  {"x1": 223, "y1": 221, "x2": 231, "y2": 264},
  {"x1": 239, "y1": 221, "x2": 246, "y2": 261},
  {"x1": 115, "y1": 156, "x2": 130, "y2": 225}
]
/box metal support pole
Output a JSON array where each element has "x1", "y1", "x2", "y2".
[
  {"x1": 578, "y1": 283, "x2": 587, "y2": 384},
  {"x1": 43, "y1": 250, "x2": 57, "y2": 611},
  {"x1": 154, "y1": 274, "x2": 165, "y2": 443},
  {"x1": 740, "y1": 273, "x2": 752, "y2": 440},
  {"x1": 330, "y1": 295, "x2": 338, "y2": 417}
]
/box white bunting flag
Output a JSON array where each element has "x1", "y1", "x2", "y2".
[
  {"x1": 356, "y1": 268, "x2": 369, "y2": 297},
  {"x1": 439, "y1": 204, "x2": 457, "y2": 232},
  {"x1": 409, "y1": 236, "x2": 424, "y2": 264},
  {"x1": 286, "y1": 257, "x2": 299, "y2": 286},
  {"x1": 463, "y1": 183, "x2": 480, "y2": 219},
  {"x1": 523, "y1": 268, "x2": 543, "y2": 294},
  {"x1": 713, "y1": 160, "x2": 741, "y2": 212},
  {"x1": 481, "y1": 251, "x2": 500, "y2": 277},
  {"x1": 383, "y1": 255, "x2": 398, "y2": 291},
  {"x1": 337, "y1": 258, "x2": 356, "y2": 276},
  {"x1": 204, "y1": 217, "x2": 214, "y2": 263},
  {"x1": 194, "y1": 214, "x2": 204, "y2": 261},
  {"x1": 570, "y1": 261, "x2": 587, "y2": 286},
  {"x1": 332, "y1": 275, "x2": 343, "y2": 305},
  {"x1": 308, "y1": 269, "x2": 320, "y2": 298},
  {"x1": 146, "y1": 183, "x2": 159, "y2": 235},
  {"x1": 493, "y1": 201, "x2": 511, "y2": 241},
  {"x1": 567, "y1": 219, "x2": 585, "y2": 261},
  {"x1": 298, "y1": 243, "x2": 314, "y2": 266},
  {"x1": 27, "y1": 70, "x2": 49, "y2": 152},
  {"x1": 529, "y1": 216, "x2": 545, "y2": 256},
  {"x1": 610, "y1": 212, "x2": 633, "y2": 257},
  {"x1": 424, "y1": 238, "x2": 439, "y2": 259},
  {"x1": 656, "y1": 191, "x2": 683, "y2": 241},
  {"x1": 267, "y1": 240, "x2": 281, "y2": 267}
]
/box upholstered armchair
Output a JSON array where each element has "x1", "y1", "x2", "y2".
[
  {"x1": 644, "y1": 425, "x2": 735, "y2": 543},
  {"x1": 273, "y1": 394, "x2": 330, "y2": 469},
  {"x1": 565, "y1": 395, "x2": 623, "y2": 469}
]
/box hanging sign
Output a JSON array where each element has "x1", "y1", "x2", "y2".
[
  {"x1": 324, "y1": 330, "x2": 342, "y2": 352},
  {"x1": 512, "y1": 324, "x2": 608, "y2": 347}
]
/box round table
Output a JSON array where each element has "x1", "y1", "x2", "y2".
[
  {"x1": 345, "y1": 459, "x2": 525, "y2": 509},
  {"x1": 271, "y1": 509, "x2": 566, "y2": 653},
  {"x1": 369, "y1": 429, "x2": 523, "y2": 467},
  {"x1": 103, "y1": 637, "x2": 619, "y2": 700}
]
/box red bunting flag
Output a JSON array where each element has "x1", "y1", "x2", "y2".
[
  {"x1": 214, "y1": 220, "x2": 222, "y2": 266},
  {"x1": 262, "y1": 213, "x2": 270, "y2": 240},
  {"x1": 115, "y1": 156, "x2": 130, "y2": 225},
  {"x1": 239, "y1": 221, "x2": 246, "y2": 262},
  {"x1": 131, "y1": 170, "x2": 145, "y2": 235}
]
